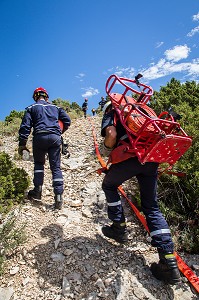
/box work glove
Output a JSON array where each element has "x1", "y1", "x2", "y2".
[
  {"x1": 100, "y1": 142, "x2": 113, "y2": 157},
  {"x1": 18, "y1": 145, "x2": 29, "y2": 156}
]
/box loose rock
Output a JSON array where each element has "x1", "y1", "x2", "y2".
[{"x1": 0, "y1": 116, "x2": 198, "y2": 299}]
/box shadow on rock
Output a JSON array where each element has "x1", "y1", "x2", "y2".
[{"x1": 26, "y1": 224, "x2": 179, "y2": 299}]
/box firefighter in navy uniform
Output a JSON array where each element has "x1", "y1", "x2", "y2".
[
  {"x1": 82, "y1": 98, "x2": 88, "y2": 118},
  {"x1": 18, "y1": 87, "x2": 71, "y2": 209},
  {"x1": 100, "y1": 101, "x2": 181, "y2": 285},
  {"x1": 98, "y1": 96, "x2": 106, "y2": 111}
]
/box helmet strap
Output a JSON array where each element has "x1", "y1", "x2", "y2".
[{"x1": 34, "y1": 92, "x2": 48, "y2": 101}]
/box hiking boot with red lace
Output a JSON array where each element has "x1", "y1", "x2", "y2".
[
  {"x1": 150, "y1": 252, "x2": 181, "y2": 284},
  {"x1": 28, "y1": 186, "x2": 42, "y2": 201},
  {"x1": 102, "y1": 222, "x2": 128, "y2": 243}
]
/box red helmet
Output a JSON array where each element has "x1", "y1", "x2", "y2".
[{"x1": 33, "y1": 87, "x2": 49, "y2": 100}]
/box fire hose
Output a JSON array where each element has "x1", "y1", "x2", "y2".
[{"x1": 90, "y1": 117, "x2": 199, "y2": 294}]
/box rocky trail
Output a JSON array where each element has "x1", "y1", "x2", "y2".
[{"x1": 0, "y1": 115, "x2": 198, "y2": 300}]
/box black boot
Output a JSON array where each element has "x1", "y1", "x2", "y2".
[
  {"x1": 102, "y1": 222, "x2": 128, "y2": 243},
  {"x1": 54, "y1": 194, "x2": 63, "y2": 210},
  {"x1": 150, "y1": 252, "x2": 181, "y2": 284},
  {"x1": 28, "y1": 186, "x2": 42, "y2": 200}
]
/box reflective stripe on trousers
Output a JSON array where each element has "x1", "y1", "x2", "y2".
[
  {"x1": 102, "y1": 156, "x2": 174, "y2": 253},
  {"x1": 33, "y1": 133, "x2": 64, "y2": 195}
]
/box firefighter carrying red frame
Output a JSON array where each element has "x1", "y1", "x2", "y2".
[{"x1": 105, "y1": 74, "x2": 192, "y2": 166}]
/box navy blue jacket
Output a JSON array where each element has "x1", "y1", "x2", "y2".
[
  {"x1": 19, "y1": 100, "x2": 71, "y2": 146},
  {"x1": 99, "y1": 98, "x2": 106, "y2": 107},
  {"x1": 82, "y1": 101, "x2": 88, "y2": 111}
]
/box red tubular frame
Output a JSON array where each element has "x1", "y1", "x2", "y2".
[
  {"x1": 106, "y1": 74, "x2": 153, "y2": 105},
  {"x1": 105, "y1": 75, "x2": 192, "y2": 165}
]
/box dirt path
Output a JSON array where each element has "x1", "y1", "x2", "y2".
[{"x1": 0, "y1": 116, "x2": 198, "y2": 300}]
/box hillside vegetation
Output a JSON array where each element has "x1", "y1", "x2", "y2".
[
  {"x1": 0, "y1": 78, "x2": 198, "y2": 254},
  {"x1": 150, "y1": 78, "x2": 199, "y2": 252}
]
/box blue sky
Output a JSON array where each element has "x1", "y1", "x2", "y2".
[{"x1": 0, "y1": 0, "x2": 199, "y2": 121}]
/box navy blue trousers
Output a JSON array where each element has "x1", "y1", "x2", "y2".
[
  {"x1": 32, "y1": 133, "x2": 63, "y2": 195},
  {"x1": 102, "y1": 157, "x2": 174, "y2": 253}
]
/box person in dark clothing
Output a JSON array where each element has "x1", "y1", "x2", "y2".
[
  {"x1": 82, "y1": 98, "x2": 88, "y2": 118},
  {"x1": 100, "y1": 102, "x2": 181, "y2": 285},
  {"x1": 98, "y1": 96, "x2": 106, "y2": 111},
  {"x1": 18, "y1": 87, "x2": 71, "y2": 209},
  {"x1": 91, "y1": 108, "x2": 96, "y2": 116}
]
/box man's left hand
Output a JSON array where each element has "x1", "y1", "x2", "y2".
[{"x1": 18, "y1": 145, "x2": 29, "y2": 156}]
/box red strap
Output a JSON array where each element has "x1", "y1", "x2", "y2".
[
  {"x1": 113, "y1": 111, "x2": 118, "y2": 127},
  {"x1": 108, "y1": 144, "x2": 135, "y2": 165},
  {"x1": 97, "y1": 167, "x2": 108, "y2": 175},
  {"x1": 175, "y1": 253, "x2": 199, "y2": 293},
  {"x1": 90, "y1": 117, "x2": 199, "y2": 294},
  {"x1": 158, "y1": 166, "x2": 187, "y2": 178}
]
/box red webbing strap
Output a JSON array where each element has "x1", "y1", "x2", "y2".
[
  {"x1": 174, "y1": 253, "x2": 199, "y2": 293},
  {"x1": 117, "y1": 186, "x2": 149, "y2": 232},
  {"x1": 90, "y1": 117, "x2": 107, "y2": 169},
  {"x1": 159, "y1": 169, "x2": 186, "y2": 177},
  {"x1": 90, "y1": 118, "x2": 199, "y2": 294}
]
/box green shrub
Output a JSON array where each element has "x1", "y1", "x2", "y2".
[
  {"x1": 0, "y1": 211, "x2": 27, "y2": 274},
  {"x1": 149, "y1": 78, "x2": 199, "y2": 253},
  {"x1": 0, "y1": 118, "x2": 22, "y2": 136},
  {"x1": 0, "y1": 152, "x2": 30, "y2": 214},
  {"x1": 125, "y1": 79, "x2": 199, "y2": 253},
  {"x1": 52, "y1": 98, "x2": 83, "y2": 118},
  {"x1": 4, "y1": 110, "x2": 24, "y2": 124}
]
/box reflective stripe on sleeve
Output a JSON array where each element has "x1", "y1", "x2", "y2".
[
  {"x1": 150, "y1": 229, "x2": 171, "y2": 237},
  {"x1": 34, "y1": 170, "x2": 44, "y2": 173}
]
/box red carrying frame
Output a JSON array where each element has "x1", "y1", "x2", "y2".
[{"x1": 106, "y1": 75, "x2": 192, "y2": 165}]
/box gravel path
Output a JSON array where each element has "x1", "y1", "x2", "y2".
[{"x1": 0, "y1": 116, "x2": 198, "y2": 300}]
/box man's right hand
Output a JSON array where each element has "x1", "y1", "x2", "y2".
[{"x1": 101, "y1": 143, "x2": 113, "y2": 157}]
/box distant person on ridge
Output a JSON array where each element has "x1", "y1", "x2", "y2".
[
  {"x1": 82, "y1": 98, "x2": 88, "y2": 118},
  {"x1": 18, "y1": 87, "x2": 71, "y2": 209},
  {"x1": 91, "y1": 108, "x2": 96, "y2": 116},
  {"x1": 98, "y1": 96, "x2": 106, "y2": 111}
]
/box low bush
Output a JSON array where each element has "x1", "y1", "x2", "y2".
[
  {"x1": 0, "y1": 152, "x2": 30, "y2": 214},
  {"x1": 0, "y1": 118, "x2": 22, "y2": 136},
  {"x1": 0, "y1": 211, "x2": 27, "y2": 275}
]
